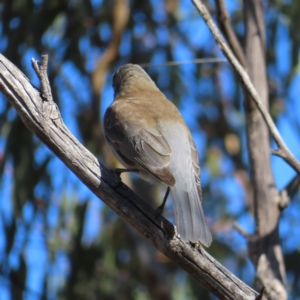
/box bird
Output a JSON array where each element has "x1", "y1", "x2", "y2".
[{"x1": 103, "y1": 64, "x2": 212, "y2": 247}]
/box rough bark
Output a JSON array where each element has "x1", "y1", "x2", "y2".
[
  {"x1": 0, "y1": 54, "x2": 265, "y2": 299},
  {"x1": 192, "y1": 0, "x2": 289, "y2": 298},
  {"x1": 243, "y1": 1, "x2": 287, "y2": 298}
]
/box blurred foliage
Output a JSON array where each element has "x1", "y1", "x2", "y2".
[{"x1": 0, "y1": 0, "x2": 300, "y2": 299}]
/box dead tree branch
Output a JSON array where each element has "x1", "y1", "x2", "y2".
[
  {"x1": 243, "y1": 0, "x2": 286, "y2": 298},
  {"x1": 215, "y1": 0, "x2": 247, "y2": 67},
  {"x1": 192, "y1": 1, "x2": 289, "y2": 298},
  {"x1": 0, "y1": 54, "x2": 266, "y2": 299}
]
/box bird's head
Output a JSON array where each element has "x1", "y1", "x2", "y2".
[{"x1": 112, "y1": 64, "x2": 157, "y2": 99}]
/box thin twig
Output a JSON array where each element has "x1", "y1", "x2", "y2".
[
  {"x1": 214, "y1": 0, "x2": 247, "y2": 67},
  {"x1": 0, "y1": 53, "x2": 265, "y2": 300},
  {"x1": 139, "y1": 58, "x2": 227, "y2": 68},
  {"x1": 282, "y1": 174, "x2": 300, "y2": 199},
  {"x1": 233, "y1": 222, "x2": 250, "y2": 239},
  {"x1": 191, "y1": 0, "x2": 300, "y2": 174}
]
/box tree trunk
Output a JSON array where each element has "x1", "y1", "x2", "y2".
[{"x1": 244, "y1": 1, "x2": 287, "y2": 298}]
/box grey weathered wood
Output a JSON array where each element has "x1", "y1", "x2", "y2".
[
  {"x1": 0, "y1": 54, "x2": 264, "y2": 300},
  {"x1": 191, "y1": 1, "x2": 288, "y2": 298},
  {"x1": 243, "y1": 1, "x2": 287, "y2": 298}
]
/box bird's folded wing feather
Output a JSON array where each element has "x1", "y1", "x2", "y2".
[
  {"x1": 104, "y1": 119, "x2": 176, "y2": 186},
  {"x1": 188, "y1": 135, "x2": 202, "y2": 200}
]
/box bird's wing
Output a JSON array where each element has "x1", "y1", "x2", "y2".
[{"x1": 104, "y1": 113, "x2": 175, "y2": 186}]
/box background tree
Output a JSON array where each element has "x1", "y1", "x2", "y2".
[{"x1": 0, "y1": 0, "x2": 299, "y2": 299}]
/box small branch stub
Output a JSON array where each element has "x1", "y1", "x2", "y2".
[
  {"x1": 32, "y1": 55, "x2": 60, "y2": 120},
  {"x1": 233, "y1": 222, "x2": 250, "y2": 239},
  {"x1": 31, "y1": 55, "x2": 52, "y2": 102}
]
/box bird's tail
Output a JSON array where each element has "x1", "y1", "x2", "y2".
[{"x1": 170, "y1": 179, "x2": 212, "y2": 247}]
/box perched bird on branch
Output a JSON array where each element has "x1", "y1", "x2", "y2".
[{"x1": 103, "y1": 64, "x2": 212, "y2": 247}]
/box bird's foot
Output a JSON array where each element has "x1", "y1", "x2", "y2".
[{"x1": 154, "y1": 187, "x2": 170, "y2": 217}]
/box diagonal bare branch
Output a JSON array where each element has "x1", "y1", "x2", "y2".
[
  {"x1": 191, "y1": 0, "x2": 300, "y2": 174},
  {"x1": 0, "y1": 53, "x2": 266, "y2": 300},
  {"x1": 215, "y1": 0, "x2": 247, "y2": 67}
]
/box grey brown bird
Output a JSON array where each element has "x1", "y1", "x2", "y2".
[{"x1": 103, "y1": 64, "x2": 212, "y2": 247}]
